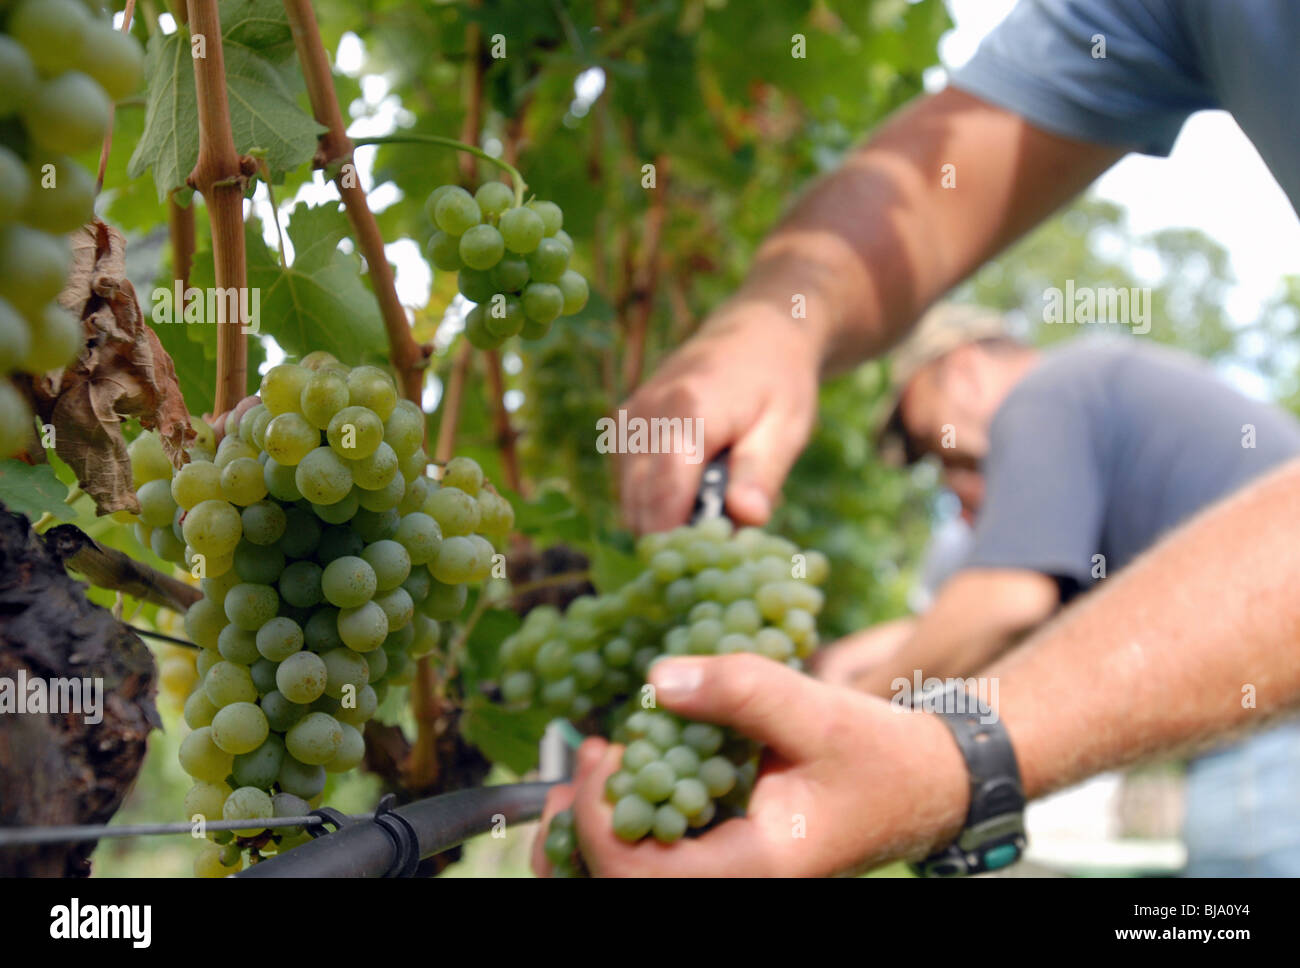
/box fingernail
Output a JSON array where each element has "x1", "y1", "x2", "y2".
[{"x1": 652, "y1": 659, "x2": 703, "y2": 701}]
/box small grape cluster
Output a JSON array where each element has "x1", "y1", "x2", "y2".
[
  {"x1": 424, "y1": 182, "x2": 588, "y2": 350},
  {"x1": 499, "y1": 518, "x2": 827, "y2": 865},
  {"x1": 125, "y1": 354, "x2": 514, "y2": 874},
  {"x1": 0, "y1": 0, "x2": 143, "y2": 456}
]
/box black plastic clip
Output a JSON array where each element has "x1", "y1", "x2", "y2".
[
  {"x1": 373, "y1": 794, "x2": 421, "y2": 878},
  {"x1": 307, "y1": 806, "x2": 352, "y2": 839}
]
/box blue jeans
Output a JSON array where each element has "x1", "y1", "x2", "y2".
[{"x1": 1183, "y1": 719, "x2": 1300, "y2": 876}]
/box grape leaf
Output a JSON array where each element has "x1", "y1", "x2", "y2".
[
  {"x1": 0, "y1": 462, "x2": 75, "y2": 523},
  {"x1": 459, "y1": 696, "x2": 549, "y2": 775},
  {"x1": 128, "y1": 0, "x2": 325, "y2": 202},
  {"x1": 243, "y1": 205, "x2": 389, "y2": 364}
]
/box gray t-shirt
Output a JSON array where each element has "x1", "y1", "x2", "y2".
[{"x1": 965, "y1": 338, "x2": 1300, "y2": 597}]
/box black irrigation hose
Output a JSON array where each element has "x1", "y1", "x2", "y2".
[{"x1": 236, "y1": 782, "x2": 557, "y2": 878}]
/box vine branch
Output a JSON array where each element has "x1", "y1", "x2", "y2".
[{"x1": 186, "y1": 0, "x2": 251, "y2": 416}]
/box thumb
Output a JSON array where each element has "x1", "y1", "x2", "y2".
[
  {"x1": 647, "y1": 654, "x2": 822, "y2": 761},
  {"x1": 724, "y1": 404, "x2": 811, "y2": 526}
]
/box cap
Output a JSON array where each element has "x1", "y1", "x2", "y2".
[{"x1": 876, "y1": 304, "x2": 1012, "y2": 467}]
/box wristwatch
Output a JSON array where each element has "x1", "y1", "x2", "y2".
[{"x1": 909, "y1": 686, "x2": 1027, "y2": 877}]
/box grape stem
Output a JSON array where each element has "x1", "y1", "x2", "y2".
[{"x1": 353, "y1": 135, "x2": 530, "y2": 208}]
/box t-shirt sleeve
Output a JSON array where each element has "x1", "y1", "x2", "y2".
[
  {"x1": 963, "y1": 382, "x2": 1106, "y2": 594},
  {"x1": 950, "y1": 0, "x2": 1216, "y2": 156}
]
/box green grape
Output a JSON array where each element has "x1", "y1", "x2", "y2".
[
  {"x1": 421, "y1": 579, "x2": 466, "y2": 620},
  {"x1": 346, "y1": 366, "x2": 397, "y2": 421},
  {"x1": 394, "y1": 512, "x2": 442, "y2": 565},
  {"x1": 357, "y1": 473, "x2": 405, "y2": 512},
  {"x1": 261, "y1": 412, "x2": 317, "y2": 466},
  {"x1": 0, "y1": 36, "x2": 38, "y2": 118},
  {"x1": 605, "y1": 771, "x2": 637, "y2": 804},
  {"x1": 214, "y1": 435, "x2": 258, "y2": 469},
  {"x1": 241, "y1": 500, "x2": 287, "y2": 546},
  {"x1": 200, "y1": 568, "x2": 242, "y2": 607},
  {"x1": 361, "y1": 539, "x2": 412, "y2": 591},
  {"x1": 474, "y1": 181, "x2": 514, "y2": 217},
  {"x1": 260, "y1": 364, "x2": 311, "y2": 415},
  {"x1": 476, "y1": 490, "x2": 514, "y2": 536},
  {"x1": 223, "y1": 582, "x2": 279, "y2": 631},
  {"x1": 260, "y1": 690, "x2": 307, "y2": 733},
  {"x1": 295, "y1": 447, "x2": 353, "y2": 505},
  {"x1": 136, "y1": 478, "x2": 177, "y2": 528},
  {"x1": 483, "y1": 294, "x2": 525, "y2": 338},
  {"x1": 250, "y1": 657, "x2": 279, "y2": 694},
  {"x1": 622, "y1": 739, "x2": 660, "y2": 774},
  {"x1": 466, "y1": 535, "x2": 495, "y2": 581},
  {"x1": 183, "y1": 499, "x2": 242, "y2": 558},
  {"x1": 23, "y1": 304, "x2": 79, "y2": 377},
  {"x1": 210, "y1": 701, "x2": 269, "y2": 755},
  {"x1": 326, "y1": 405, "x2": 382, "y2": 459},
  {"x1": 217, "y1": 625, "x2": 260, "y2": 665},
  {"x1": 248, "y1": 408, "x2": 274, "y2": 450},
  {"x1": 223, "y1": 786, "x2": 274, "y2": 836},
  {"x1": 557, "y1": 270, "x2": 589, "y2": 315},
  {"x1": 688, "y1": 619, "x2": 724, "y2": 655},
  {"x1": 663, "y1": 745, "x2": 701, "y2": 779},
  {"x1": 424, "y1": 185, "x2": 459, "y2": 222},
  {"x1": 527, "y1": 200, "x2": 563, "y2": 236},
  {"x1": 670, "y1": 777, "x2": 710, "y2": 817},
  {"x1": 231, "y1": 734, "x2": 285, "y2": 790},
  {"x1": 374, "y1": 587, "x2": 414, "y2": 631},
  {"x1": 195, "y1": 648, "x2": 221, "y2": 680},
  {"x1": 277, "y1": 755, "x2": 326, "y2": 800},
  {"x1": 518, "y1": 316, "x2": 549, "y2": 341},
  {"x1": 324, "y1": 721, "x2": 366, "y2": 773},
  {"x1": 754, "y1": 626, "x2": 795, "y2": 661},
  {"x1": 237, "y1": 403, "x2": 267, "y2": 446},
  {"x1": 128, "y1": 431, "x2": 171, "y2": 486},
  {"x1": 652, "y1": 804, "x2": 687, "y2": 844},
  {"x1": 429, "y1": 535, "x2": 478, "y2": 584},
  {"x1": 698, "y1": 756, "x2": 737, "y2": 798},
  {"x1": 647, "y1": 715, "x2": 681, "y2": 750},
  {"x1": 544, "y1": 824, "x2": 576, "y2": 867},
  {"x1": 490, "y1": 256, "x2": 530, "y2": 292},
  {"x1": 352, "y1": 507, "x2": 399, "y2": 544},
  {"x1": 278, "y1": 506, "x2": 321, "y2": 558},
  {"x1": 611, "y1": 794, "x2": 656, "y2": 842},
  {"x1": 363, "y1": 644, "x2": 389, "y2": 680},
  {"x1": 263, "y1": 457, "x2": 303, "y2": 503},
  {"x1": 571, "y1": 651, "x2": 604, "y2": 690},
  {"x1": 407, "y1": 614, "x2": 440, "y2": 656},
  {"x1": 398, "y1": 475, "x2": 432, "y2": 515},
  {"x1": 24, "y1": 71, "x2": 109, "y2": 154},
  {"x1": 433, "y1": 186, "x2": 481, "y2": 235},
  {"x1": 9, "y1": 0, "x2": 88, "y2": 72},
  {"x1": 21, "y1": 156, "x2": 95, "y2": 234},
  {"x1": 336, "y1": 683, "x2": 378, "y2": 726},
  {"x1": 183, "y1": 780, "x2": 231, "y2": 825},
  {"x1": 337, "y1": 602, "x2": 388, "y2": 652},
  {"x1": 501, "y1": 670, "x2": 535, "y2": 704},
  {"x1": 426, "y1": 229, "x2": 462, "y2": 271},
  {"x1": 279, "y1": 560, "x2": 323, "y2": 609},
  {"x1": 424, "y1": 486, "x2": 480, "y2": 536},
  {"x1": 178, "y1": 726, "x2": 234, "y2": 783},
  {"x1": 299, "y1": 368, "x2": 349, "y2": 429},
  {"x1": 521, "y1": 283, "x2": 563, "y2": 325},
  {"x1": 220, "y1": 458, "x2": 268, "y2": 506},
  {"x1": 525, "y1": 238, "x2": 568, "y2": 283},
  {"x1": 458, "y1": 266, "x2": 496, "y2": 303},
  {"x1": 499, "y1": 206, "x2": 545, "y2": 254},
  {"x1": 304, "y1": 607, "x2": 344, "y2": 654},
  {"x1": 256, "y1": 616, "x2": 305, "y2": 662},
  {"x1": 311, "y1": 490, "x2": 359, "y2": 525},
  {"x1": 0, "y1": 224, "x2": 69, "y2": 316},
  {"x1": 184, "y1": 689, "x2": 219, "y2": 729},
  {"x1": 441, "y1": 456, "x2": 483, "y2": 495},
  {"x1": 552, "y1": 229, "x2": 575, "y2": 257},
  {"x1": 276, "y1": 650, "x2": 328, "y2": 704},
  {"x1": 682, "y1": 722, "x2": 725, "y2": 757},
  {"x1": 350, "y1": 441, "x2": 398, "y2": 490},
  {"x1": 204, "y1": 661, "x2": 258, "y2": 708},
  {"x1": 383, "y1": 400, "x2": 424, "y2": 459},
  {"x1": 458, "y1": 224, "x2": 505, "y2": 270},
  {"x1": 317, "y1": 525, "x2": 365, "y2": 562},
  {"x1": 183, "y1": 597, "x2": 226, "y2": 651},
  {"x1": 321, "y1": 555, "x2": 377, "y2": 608},
  {"x1": 285, "y1": 711, "x2": 343, "y2": 766}
]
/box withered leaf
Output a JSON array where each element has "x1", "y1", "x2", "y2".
[{"x1": 30, "y1": 220, "x2": 196, "y2": 516}]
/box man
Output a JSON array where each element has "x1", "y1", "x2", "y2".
[
  {"x1": 536, "y1": 0, "x2": 1300, "y2": 876},
  {"x1": 817, "y1": 305, "x2": 1300, "y2": 876}
]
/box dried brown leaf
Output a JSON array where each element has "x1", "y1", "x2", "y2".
[{"x1": 30, "y1": 220, "x2": 196, "y2": 516}]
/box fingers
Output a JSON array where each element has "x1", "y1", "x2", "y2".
[
  {"x1": 529, "y1": 782, "x2": 577, "y2": 877},
  {"x1": 724, "y1": 401, "x2": 813, "y2": 526},
  {"x1": 616, "y1": 380, "x2": 716, "y2": 535},
  {"x1": 647, "y1": 654, "x2": 826, "y2": 761}
]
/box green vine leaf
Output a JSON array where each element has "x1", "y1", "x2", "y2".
[
  {"x1": 459, "y1": 696, "x2": 550, "y2": 776},
  {"x1": 0, "y1": 461, "x2": 75, "y2": 523},
  {"x1": 128, "y1": 0, "x2": 325, "y2": 203}
]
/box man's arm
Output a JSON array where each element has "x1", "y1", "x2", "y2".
[
  {"x1": 619, "y1": 88, "x2": 1123, "y2": 533},
  {"x1": 545, "y1": 459, "x2": 1300, "y2": 876},
  {"x1": 848, "y1": 569, "x2": 1059, "y2": 696}
]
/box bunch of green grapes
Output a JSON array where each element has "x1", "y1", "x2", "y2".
[
  {"x1": 0, "y1": 0, "x2": 143, "y2": 456},
  {"x1": 124, "y1": 354, "x2": 514, "y2": 874},
  {"x1": 499, "y1": 517, "x2": 827, "y2": 720},
  {"x1": 424, "y1": 182, "x2": 589, "y2": 350}
]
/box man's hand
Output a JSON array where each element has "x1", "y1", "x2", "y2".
[
  {"x1": 531, "y1": 654, "x2": 968, "y2": 877},
  {"x1": 809, "y1": 617, "x2": 915, "y2": 688},
  {"x1": 617, "y1": 300, "x2": 820, "y2": 534}
]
